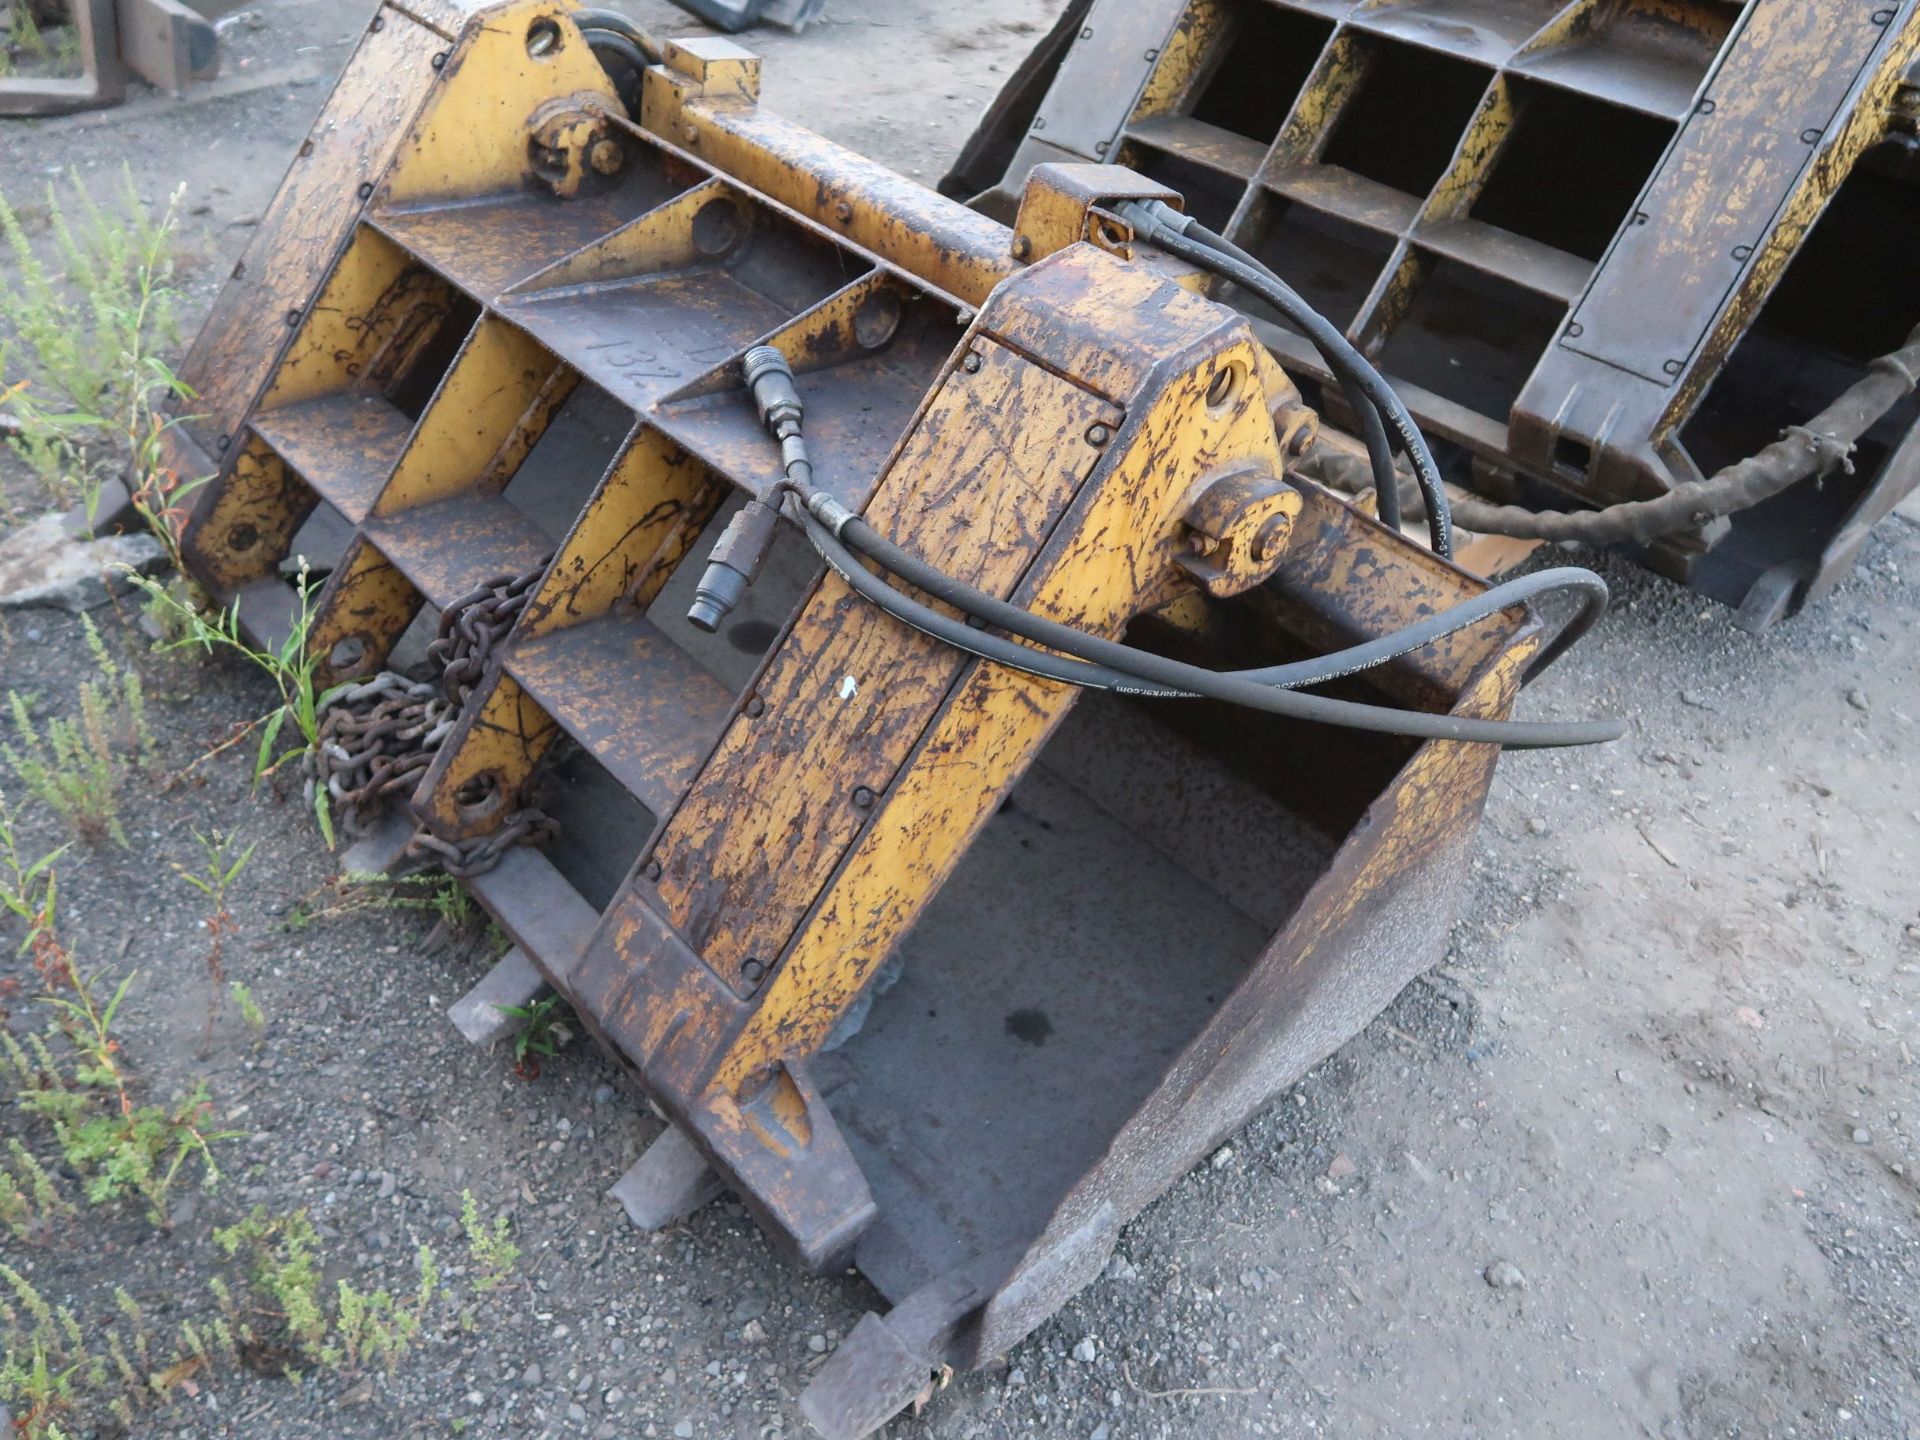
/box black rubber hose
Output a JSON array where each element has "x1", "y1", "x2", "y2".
[
  {"x1": 828, "y1": 501, "x2": 1606, "y2": 691},
  {"x1": 584, "y1": 30, "x2": 650, "y2": 78},
  {"x1": 794, "y1": 503, "x2": 1622, "y2": 748},
  {"x1": 1336, "y1": 322, "x2": 1920, "y2": 546},
  {"x1": 1166, "y1": 219, "x2": 1454, "y2": 559},
  {"x1": 572, "y1": 8, "x2": 662, "y2": 62}
]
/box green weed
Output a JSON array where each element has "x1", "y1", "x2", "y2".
[
  {"x1": 6, "y1": 959, "x2": 235, "y2": 1226},
  {"x1": 215, "y1": 1206, "x2": 442, "y2": 1375},
  {"x1": 127, "y1": 559, "x2": 348, "y2": 843},
  {"x1": 492, "y1": 993, "x2": 573, "y2": 1081},
  {"x1": 460, "y1": 1190, "x2": 520, "y2": 1292},
  {"x1": 174, "y1": 828, "x2": 255, "y2": 1051},
  {"x1": 1, "y1": 614, "x2": 154, "y2": 846},
  {"x1": 0, "y1": 169, "x2": 202, "y2": 540}
]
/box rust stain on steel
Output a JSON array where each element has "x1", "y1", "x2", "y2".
[
  {"x1": 644, "y1": 323, "x2": 1119, "y2": 983},
  {"x1": 178, "y1": 6, "x2": 445, "y2": 453},
  {"x1": 183, "y1": 437, "x2": 317, "y2": 592}
]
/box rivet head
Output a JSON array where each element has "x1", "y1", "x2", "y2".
[
  {"x1": 1094, "y1": 140, "x2": 1110, "y2": 156},
  {"x1": 744, "y1": 696, "x2": 765, "y2": 718},
  {"x1": 1566, "y1": 322, "x2": 1583, "y2": 338},
  {"x1": 1011, "y1": 235, "x2": 1033, "y2": 260},
  {"x1": 1799, "y1": 128, "x2": 1822, "y2": 144},
  {"x1": 851, "y1": 786, "x2": 875, "y2": 810},
  {"x1": 217, "y1": 434, "x2": 231, "y2": 452},
  {"x1": 741, "y1": 958, "x2": 766, "y2": 983},
  {"x1": 357, "y1": 181, "x2": 374, "y2": 199},
  {"x1": 285, "y1": 308, "x2": 302, "y2": 327},
  {"x1": 683, "y1": 124, "x2": 699, "y2": 144},
  {"x1": 1032, "y1": 116, "x2": 1046, "y2": 131},
  {"x1": 369, "y1": 14, "x2": 383, "y2": 29},
  {"x1": 833, "y1": 200, "x2": 853, "y2": 222},
  {"x1": 227, "y1": 523, "x2": 259, "y2": 551},
  {"x1": 962, "y1": 353, "x2": 983, "y2": 374},
  {"x1": 431, "y1": 50, "x2": 448, "y2": 69},
  {"x1": 1663, "y1": 359, "x2": 1684, "y2": 375},
  {"x1": 642, "y1": 859, "x2": 662, "y2": 881},
  {"x1": 1085, "y1": 423, "x2": 1110, "y2": 446}
]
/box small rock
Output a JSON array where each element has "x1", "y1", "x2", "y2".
[
  {"x1": 1484, "y1": 1260, "x2": 1527, "y2": 1291},
  {"x1": 1071, "y1": 1338, "x2": 1097, "y2": 1364},
  {"x1": 1846, "y1": 688, "x2": 1870, "y2": 713},
  {"x1": 0, "y1": 514, "x2": 168, "y2": 611},
  {"x1": 807, "y1": 1334, "x2": 828, "y2": 1354},
  {"x1": 1006, "y1": 1367, "x2": 1027, "y2": 1387},
  {"x1": 567, "y1": 1402, "x2": 587, "y2": 1423},
  {"x1": 1852, "y1": 1127, "x2": 1873, "y2": 1145},
  {"x1": 1210, "y1": 1145, "x2": 1235, "y2": 1169},
  {"x1": 1090, "y1": 1426, "x2": 1111, "y2": 1440},
  {"x1": 522, "y1": 1362, "x2": 543, "y2": 1387},
  {"x1": 1615, "y1": 1068, "x2": 1636, "y2": 1086},
  {"x1": 740, "y1": 1319, "x2": 766, "y2": 1344},
  {"x1": 673, "y1": 1423, "x2": 694, "y2": 1439},
  {"x1": 1680, "y1": 688, "x2": 1712, "y2": 709},
  {"x1": 604, "y1": 1387, "x2": 626, "y2": 1406},
  {"x1": 594, "y1": 1084, "x2": 615, "y2": 1105},
  {"x1": 1525, "y1": 817, "x2": 1548, "y2": 836},
  {"x1": 1104, "y1": 1256, "x2": 1138, "y2": 1283},
  {"x1": 376, "y1": 1171, "x2": 396, "y2": 1200},
  {"x1": 1326, "y1": 1151, "x2": 1357, "y2": 1183}
]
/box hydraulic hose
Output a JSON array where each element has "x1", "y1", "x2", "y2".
[
  {"x1": 572, "y1": 8, "x2": 663, "y2": 63},
  {"x1": 794, "y1": 501, "x2": 1622, "y2": 748},
  {"x1": 725, "y1": 333, "x2": 1622, "y2": 749},
  {"x1": 1117, "y1": 200, "x2": 1454, "y2": 559},
  {"x1": 1320, "y1": 321, "x2": 1920, "y2": 546},
  {"x1": 830, "y1": 504, "x2": 1605, "y2": 688}
]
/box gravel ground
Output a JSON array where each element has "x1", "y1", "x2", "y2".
[{"x1": 3, "y1": 3, "x2": 1920, "y2": 1439}]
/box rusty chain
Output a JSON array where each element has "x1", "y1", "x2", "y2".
[{"x1": 302, "y1": 557, "x2": 557, "y2": 877}]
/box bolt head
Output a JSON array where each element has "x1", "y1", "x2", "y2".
[
  {"x1": 745, "y1": 696, "x2": 765, "y2": 718},
  {"x1": 1085, "y1": 423, "x2": 1110, "y2": 446},
  {"x1": 852, "y1": 786, "x2": 875, "y2": 810},
  {"x1": 642, "y1": 859, "x2": 662, "y2": 881},
  {"x1": 588, "y1": 138, "x2": 624, "y2": 175},
  {"x1": 962, "y1": 353, "x2": 983, "y2": 374}
]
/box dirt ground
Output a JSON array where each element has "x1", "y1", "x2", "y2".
[{"x1": 3, "y1": 2, "x2": 1919, "y2": 1438}]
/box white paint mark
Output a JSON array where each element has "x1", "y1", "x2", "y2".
[{"x1": 839, "y1": 674, "x2": 859, "y2": 700}]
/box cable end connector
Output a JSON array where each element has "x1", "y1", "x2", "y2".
[
  {"x1": 688, "y1": 498, "x2": 782, "y2": 633},
  {"x1": 744, "y1": 345, "x2": 804, "y2": 439},
  {"x1": 1111, "y1": 198, "x2": 1193, "y2": 247}
]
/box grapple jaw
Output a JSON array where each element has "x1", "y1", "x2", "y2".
[{"x1": 165, "y1": 8, "x2": 1541, "y2": 1435}]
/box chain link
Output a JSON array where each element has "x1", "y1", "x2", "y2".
[{"x1": 302, "y1": 556, "x2": 557, "y2": 877}]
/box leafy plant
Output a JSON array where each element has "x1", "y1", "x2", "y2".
[
  {"x1": 493, "y1": 993, "x2": 573, "y2": 1081},
  {"x1": 174, "y1": 828, "x2": 255, "y2": 1052},
  {"x1": 214, "y1": 1206, "x2": 441, "y2": 1375},
  {"x1": 0, "y1": 169, "x2": 201, "y2": 537},
  {"x1": 0, "y1": 785, "x2": 66, "y2": 981},
  {"x1": 7, "y1": 961, "x2": 235, "y2": 1226},
  {"x1": 285, "y1": 871, "x2": 478, "y2": 937},
  {"x1": 127, "y1": 560, "x2": 349, "y2": 844},
  {"x1": 230, "y1": 980, "x2": 266, "y2": 1036},
  {"x1": 2, "y1": 614, "x2": 154, "y2": 846},
  {"x1": 460, "y1": 1190, "x2": 520, "y2": 1292},
  {"x1": 0, "y1": 1136, "x2": 77, "y2": 1242}
]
